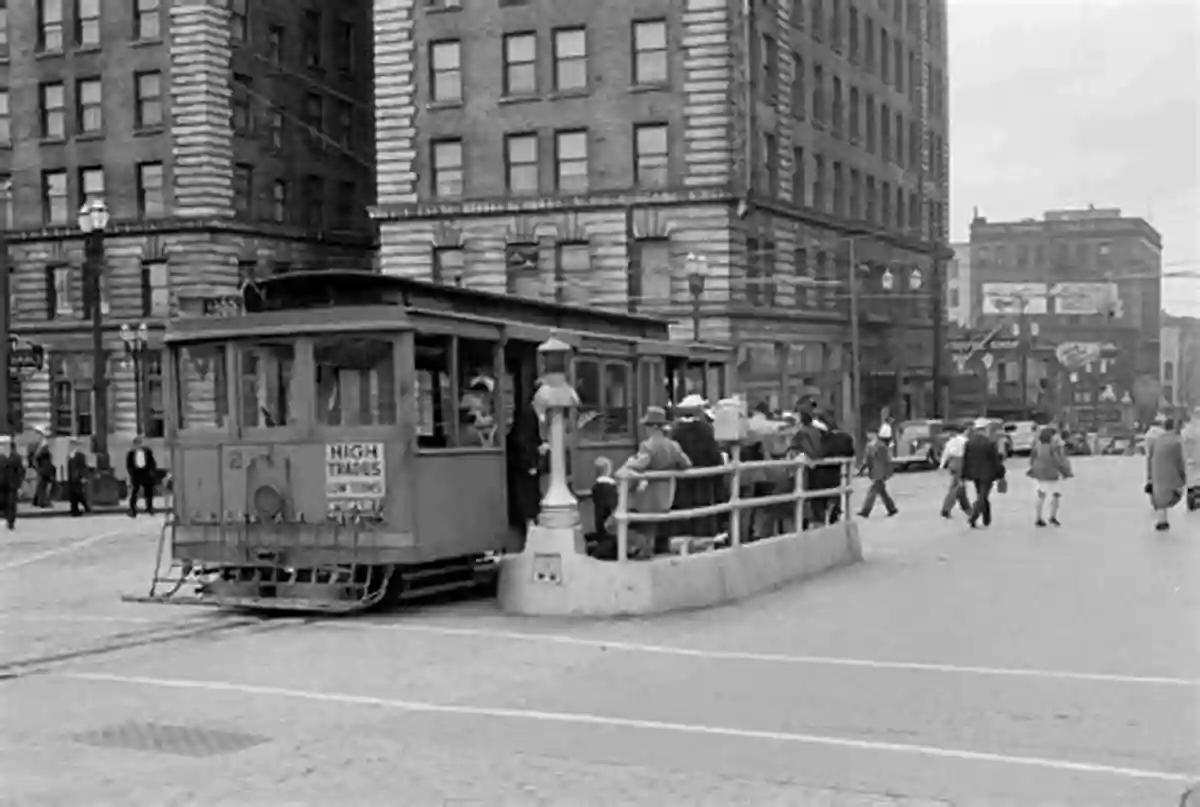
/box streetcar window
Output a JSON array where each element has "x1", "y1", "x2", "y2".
[
  {"x1": 575, "y1": 357, "x2": 634, "y2": 442},
  {"x1": 176, "y1": 343, "x2": 228, "y2": 431},
  {"x1": 415, "y1": 334, "x2": 453, "y2": 448},
  {"x1": 239, "y1": 340, "x2": 295, "y2": 428},
  {"x1": 313, "y1": 335, "x2": 397, "y2": 426},
  {"x1": 457, "y1": 338, "x2": 498, "y2": 448}
]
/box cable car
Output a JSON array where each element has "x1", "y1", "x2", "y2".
[{"x1": 127, "y1": 271, "x2": 732, "y2": 612}]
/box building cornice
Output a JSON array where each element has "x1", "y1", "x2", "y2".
[{"x1": 5, "y1": 218, "x2": 376, "y2": 249}]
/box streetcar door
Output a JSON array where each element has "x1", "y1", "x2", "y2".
[{"x1": 503, "y1": 340, "x2": 540, "y2": 530}]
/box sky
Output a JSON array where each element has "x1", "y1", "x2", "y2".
[{"x1": 948, "y1": 0, "x2": 1199, "y2": 317}]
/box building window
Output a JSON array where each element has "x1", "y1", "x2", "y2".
[
  {"x1": 554, "y1": 129, "x2": 588, "y2": 193},
  {"x1": 791, "y1": 53, "x2": 805, "y2": 119},
  {"x1": 812, "y1": 63, "x2": 825, "y2": 124},
  {"x1": 760, "y1": 34, "x2": 777, "y2": 98},
  {"x1": 848, "y1": 5, "x2": 859, "y2": 61},
  {"x1": 865, "y1": 93, "x2": 876, "y2": 153},
  {"x1": 267, "y1": 24, "x2": 283, "y2": 63},
  {"x1": 894, "y1": 112, "x2": 904, "y2": 168},
  {"x1": 46, "y1": 265, "x2": 72, "y2": 318},
  {"x1": 76, "y1": 78, "x2": 103, "y2": 133},
  {"x1": 863, "y1": 16, "x2": 874, "y2": 72},
  {"x1": 268, "y1": 109, "x2": 284, "y2": 148},
  {"x1": 233, "y1": 163, "x2": 253, "y2": 216},
  {"x1": 881, "y1": 180, "x2": 892, "y2": 226},
  {"x1": 141, "y1": 260, "x2": 170, "y2": 317},
  {"x1": 849, "y1": 85, "x2": 860, "y2": 140},
  {"x1": 0, "y1": 91, "x2": 9, "y2": 145},
  {"x1": 894, "y1": 41, "x2": 904, "y2": 93},
  {"x1": 135, "y1": 0, "x2": 159, "y2": 40},
  {"x1": 812, "y1": 154, "x2": 825, "y2": 211},
  {"x1": 555, "y1": 243, "x2": 591, "y2": 304},
  {"x1": 336, "y1": 180, "x2": 355, "y2": 228},
  {"x1": 77, "y1": 0, "x2": 100, "y2": 47},
  {"x1": 505, "y1": 242, "x2": 540, "y2": 297},
  {"x1": 1, "y1": 176, "x2": 12, "y2": 228},
  {"x1": 895, "y1": 188, "x2": 905, "y2": 231},
  {"x1": 228, "y1": 0, "x2": 246, "y2": 43},
  {"x1": 430, "y1": 40, "x2": 462, "y2": 102},
  {"x1": 792, "y1": 147, "x2": 805, "y2": 206},
  {"x1": 880, "y1": 29, "x2": 890, "y2": 83},
  {"x1": 302, "y1": 10, "x2": 322, "y2": 67},
  {"x1": 335, "y1": 101, "x2": 352, "y2": 147},
  {"x1": 553, "y1": 27, "x2": 587, "y2": 91},
  {"x1": 144, "y1": 351, "x2": 166, "y2": 438},
  {"x1": 231, "y1": 75, "x2": 253, "y2": 134},
  {"x1": 271, "y1": 180, "x2": 287, "y2": 222},
  {"x1": 880, "y1": 103, "x2": 891, "y2": 161},
  {"x1": 433, "y1": 247, "x2": 465, "y2": 286},
  {"x1": 865, "y1": 176, "x2": 876, "y2": 222},
  {"x1": 431, "y1": 139, "x2": 463, "y2": 198},
  {"x1": 764, "y1": 133, "x2": 778, "y2": 195},
  {"x1": 135, "y1": 71, "x2": 163, "y2": 128},
  {"x1": 632, "y1": 20, "x2": 668, "y2": 86},
  {"x1": 831, "y1": 160, "x2": 844, "y2": 215},
  {"x1": 303, "y1": 175, "x2": 323, "y2": 228},
  {"x1": 137, "y1": 162, "x2": 165, "y2": 218},
  {"x1": 831, "y1": 77, "x2": 843, "y2": 137},
  {"x1": 79, "y1": 166, "x2": 104, "y2": 207},
  {"x1": 634, "y1": 123, "x2": 668, "y2": 189},
  {"x1": 40, "y1": 82, "x2": 66, "y2": 139},
  {"x1": 0, "y1": 1, "x2": 8, "y2": 57},
  {"x1": 849, "y1": 168, "x2": 861, "y2": 218},
  {"x1": 42, "y1": 170, "x2": 69, "y2": 225},
  {"x1": 633, "y1": 239, "x2": 671, "y2": 309},
  {"x1": 39, "y1": 0, "x2": 64, "y2": 51},
  {"x1": 335, "y1": 22, "x2": 355, "y2": 72},
  {"x1": 504, "y1": 133, "x2": 539, "y2": 195},
  {"x1": 503, "y1": 33, "x2": 536, "y2": 96},
  {"x1": 304, "y1": 93, "x2": 323, "y2": 149}
]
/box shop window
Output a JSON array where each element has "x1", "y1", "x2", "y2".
[
  {"x1": 574, "y1": 357, "x2": 633, "y2": 442},
  {"x1": 415, "y1": 335, "x2": 499, "y2": 449},
  {"x1": 314, "y1": 335, "x2": 397, "y2": 426},
  {"x1": 176, "y1": 343, "x2": 228, "y2": 431},
  {"x1": 239, "y1": 340, "x2": 294, "y2": 428}
]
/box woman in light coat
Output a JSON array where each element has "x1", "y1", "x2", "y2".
[{"x1": 1147, "y1": 417, "x2": 1187, "y2": 531}]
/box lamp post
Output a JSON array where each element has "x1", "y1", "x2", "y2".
[
  {"x1": 686, "y1": 253, "x2": 707, "y2": 343},
  {"x1": 532, "y1": 337, "x2": 581, "y2": 531},
  {"x1": 121, "y1": 323, "x2": 150, "y2": 436},
  {"x1": 79, "y1": 198, "x2": 119, "y2": 503},
  {"x1": 0, "y1": 180, "x2": 11, "y2": 436}
]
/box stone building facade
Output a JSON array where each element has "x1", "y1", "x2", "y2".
[
  {"x1": 371, "y1": 0, "x2": 950, "y2": 420},
  {"x1": 3, "y1": 0, "x2": 374, "y2": 464}
]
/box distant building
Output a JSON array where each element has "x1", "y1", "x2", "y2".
[
  {"x1": 1161, "y1": 315, "x2": 1200, "y2": 412},
  {"x1": 967, "y1": 206, "x2": 1162, "y2": 425},
  {"x1": 945, "y1": 242, "x2": 972, "y2": 326},
  {"x1": 3, "y1": 0, "x2": 376, "y2": 457}
]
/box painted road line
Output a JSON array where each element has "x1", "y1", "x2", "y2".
[
  {"x1": 60, "y1": 671, "x2": 1194, "y2": 783},
  {"x1": 338, "y1": 622, "x2": 1200, "y2": 688},
  {"x1": 0, "y1": 528, "x2": 144, "y2": 573}
]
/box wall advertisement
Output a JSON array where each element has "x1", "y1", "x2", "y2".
[{"x1": 980, "y1": 282, "x2": 1048, "y2": 315}]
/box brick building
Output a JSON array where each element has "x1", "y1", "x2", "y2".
[
  {"x1": 967, "y1": 207, "x2": 1162, "y2": 425},
  {"x1": 2, "y1": 0, "x2": 374, "y2": 460},
  {"x1": 371, "y1": 0, "x2": 951, "y2": 421}
]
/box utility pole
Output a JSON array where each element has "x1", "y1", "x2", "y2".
[
  {"x1": 0, "y1": 196, "x2": 9, "y2": 436},
  {"x1": 848, "y1": 239, "x2": 862, "y2": 445}
]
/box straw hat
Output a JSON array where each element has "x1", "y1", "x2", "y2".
[
  {"x1": 676, "y1": 394, "x2": 707, "y2": 412},
  {"x1": 640, "y1": 406, "x2": 669, "y2": 426}
]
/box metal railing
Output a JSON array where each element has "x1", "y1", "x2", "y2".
[{"x1": 612, "y1": 454, "x2": 856, "y2": 561}]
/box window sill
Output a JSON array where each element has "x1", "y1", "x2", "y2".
[
  {"x1": 36, "y1": 49, "x2": 65, "y2": 60},
  {"x1": 428, "y1": 99, "x2": 464, "y2": 110},
  {"x1": 75, "y1": 44, "x2": 102, "y2": 54},
  {"x1": 498, "y1": 94, "x2": 540, "y2": 105},
  {"x1": 628, "y1": 83, "x2": 671, "y2": 95},
  {"x1": 75, "y1": 132, "x2": 105, "y2": 143},
  {"x1": 133, "y1": 126, "x2": 166, "y2": 138},
  {"x1": 131, "y1": 38, "x2": 164, "y2": 49},
  {"x1": 39, "y1": 136, "x2": 68, "y2": 146},
  {"x1": 548, "y1": 89, "x2": 589, "y2": 101},
  {"x1": 426, "y1": 5, "x2": 463, "y2": 14}
]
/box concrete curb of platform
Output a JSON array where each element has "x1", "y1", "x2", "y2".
[
  {"x1": 498, "y1": 522, "x2": 863, "y2": 618},
  {"x1": 18, "y1": 506, "x2": 131, "y2": 520}
]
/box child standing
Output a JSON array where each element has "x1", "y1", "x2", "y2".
[{"x1": 1028, "y1": 426, "x2": 1072, "y2": 527}]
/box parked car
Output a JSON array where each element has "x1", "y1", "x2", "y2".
[
  {"x1": 891, "y1": 420, "x2": 954, "y2": 470},
  {"x1": 1003, "y1": 420, "x2": 1040, "y2": 456}
]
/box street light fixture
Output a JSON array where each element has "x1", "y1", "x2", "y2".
[
  {"x1": 121, "y1": 322, "x2": 151, "y2": 436},
  {"x1": 79, "y1": 197, "x2": 120, "y2": 504},
  {"x1": 686, "y1": 253, "x2": 707, "y2": 343}
]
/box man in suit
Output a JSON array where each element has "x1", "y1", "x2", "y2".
[
  {"x1": 28, "y1": 426, "x2": 54, "y2": 508},
  {"x1": 125, "y1": 437, "x2": 158, "y2": 517},
  {"x1": 961, "y1": 418, "x2": 1007, "y2": 528},
  {"x1": 619, "y1": 406, "x2": 692, "y2": 556},
  {"x1": 66, "y1": 440, "x2": 93, "y2": 517},
  {"x1": 1, "y1": 436, "x2": 24, "y2": 530}
]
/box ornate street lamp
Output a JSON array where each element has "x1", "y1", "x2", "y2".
[
  {"x1": 121, "y1": 322, "x2": 151, "y2": 436},
  {"x1": 79, "y1": 198, "x2": 120, "y2": 503}
]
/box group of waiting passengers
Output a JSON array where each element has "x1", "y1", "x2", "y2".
[{"x1": 585, "y1": 396, "x2": 858, "y2": 560}]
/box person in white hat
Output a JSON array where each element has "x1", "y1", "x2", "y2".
[{"x1": 960, "y1": 418, "x2": 1007, "y2": 528}]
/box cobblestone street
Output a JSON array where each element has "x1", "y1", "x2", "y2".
[{"x1": 0, "y1": 457, "x2": 1196, "y2": 805}]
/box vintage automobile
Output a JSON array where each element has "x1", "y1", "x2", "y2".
[{"x1": 891, "y1": 420, "x2": 953, "y2": 470}]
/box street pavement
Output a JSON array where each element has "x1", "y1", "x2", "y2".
[{"x1": 0, "y1": 456, "x2": 1196, "y2": 805}]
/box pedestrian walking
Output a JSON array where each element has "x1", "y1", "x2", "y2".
[
  {"x1": 856, "y1": 431, "x2": 898, "y2": 519},
  {"x1": 938, "y1": 427, "x2": 972, "y2": 519},
  {"x1": 1027, "y1": 426, "x2": 1072, "y2": 527},
  {"x1": 66, "y1": 440, "x2": 93, "y2": 517},
  {"x1": 125, "y1": 436, "x2": 158, "y2": 517},
  {"x1": 0, "y1": 436, "x2": 24, "y2": 530},
  {"x1": 28, "y1": 426, "x2": 54, "y2": 508},
  {"x1": 1147, "y1": 417, "x2": 1187, "y2": 532},
  {"x1": 961, "y1": 418, "x2": 1007, "y2": 529}
]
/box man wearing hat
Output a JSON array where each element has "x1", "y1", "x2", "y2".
[
  {"x1": 961, "y1": 417, "x2": 1007, "y2": 528},
  {"x1": 618, "y1": 406, "x2": 692, "y2": 556},
  {"x1": 0, "y1": 436, "x2": 24, "y2": 529},
  {"x1": 28, "y1": 426, "x2": 54, "y2": 508},
  {"x1": 669, "y1": 394, "x2": 723, "y2": 538}
]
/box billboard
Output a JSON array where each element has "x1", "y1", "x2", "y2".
[
  {"x1": 1049, "y1": 282, "x2": 1119, "y2": 316},
  {"x1": 981, "y1": 282, "x2": 1048, "y2": 315}
]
